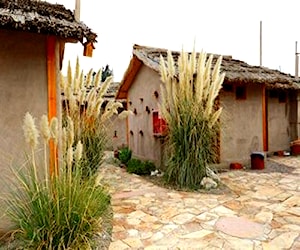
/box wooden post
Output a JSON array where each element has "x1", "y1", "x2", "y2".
[
  {"x1": 262, "y1": 85, "x2": 268, "y2": 151},
  {"x1": 295, "y1": 41, "x2": 299, "y2": 78},
  {"x1": 260, "y1": 21, "x2": 262, "y2": 66},
  {"x1": 46, "y1": 36, "x2": 58, "y2": 177},
  {"x1": 75, "y1": 0, "x2": 81, "y2": 22}
]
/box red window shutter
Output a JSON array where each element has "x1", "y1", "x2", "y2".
[{"x1": 153, "y1": 111, "x2": 167, "y2": 136}]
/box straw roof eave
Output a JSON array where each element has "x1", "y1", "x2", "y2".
[
  {"x1": 132, "y1": 44, "x2": 300, "y2": 90},
  {"x1": 116, "y1": 55, "x2": 143, "y2": 99},
  {"x1": 0, "y1": 0, "x2": 97, "y2": 43}
]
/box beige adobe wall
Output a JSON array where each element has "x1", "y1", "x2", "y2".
[
  {"x1": 127, "y1": 65, "x2": 163, "y2": 167},
  {"x1": 220, "y1": 84, "x2": 263, "y2": 164},
  {"x1": 289, "y1": 91, "x2": 298, "y2": 141},
  {"x1": 0, "y1": 30, "x2": 62, "y2": 230},
  {"x1": 268, "y1": 90, "x2": 293, "y2": 152},
  {"x1": 106, "y1": 114, "x2": 127, "y2": 150}
]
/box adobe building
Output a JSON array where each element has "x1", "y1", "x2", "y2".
[
  {"x1": 0, "y1": 0, "x2": 96, "y2": 230},
  {"x1": 116, "y1": 44, "x2": 300, "y2": 168}
]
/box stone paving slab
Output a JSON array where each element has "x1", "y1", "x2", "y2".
[{"x1": 99, "y1": 155, "x2": 300, "y2": 249}]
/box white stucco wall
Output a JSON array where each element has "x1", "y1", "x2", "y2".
[
  {"x1": 127, "y1": 65, "x2": 163, "y2": 167},
  {"x1": 0, "y1": 30, "x2": 62, "y2": 231}
]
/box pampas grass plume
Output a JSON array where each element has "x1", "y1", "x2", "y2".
[
  {"x1": 40, "y1": 115, "x2": 51, "y2": 143},
  {"x1": 74, "y1": 140, "x2": 83, "y2": 163},
  {"x1": 66, "y1": 146, "x2": 73, "y2": 169},
  {"x1": 23, "y1": 112, "x2": 39, "y2": 150},
  {"x1": 50, "y1": 117, "x2": 59, "y2": 145}
]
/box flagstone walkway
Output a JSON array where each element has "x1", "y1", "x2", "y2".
[{"x1": 99, "y1": 154, "x2": 300, "y2": 250}]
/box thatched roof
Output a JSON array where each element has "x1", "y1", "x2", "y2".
[
  {"x1": 104, "y1": 81, "x2": 121, "y2": 99},
  {"x1": 116, "y1": 44, "x2": 300, "y2": 99},
  {"x1": 0, "y1": 0, "x2": 97, "y2": 43}
]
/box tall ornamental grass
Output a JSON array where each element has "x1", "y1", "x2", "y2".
[
  {"x1": 61, "y1": 58, "x2": 128, "y2": 177},
  {"x1": 159, "y1": 48, "x2": 225, "y2": 189},
  {"x1": 5, "y1": 112, "x2": 111, "y2": 249}
]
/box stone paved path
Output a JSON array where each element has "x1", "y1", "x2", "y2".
[{"x1": 99, "y1": 155, "x2": 300, "y2": 250}]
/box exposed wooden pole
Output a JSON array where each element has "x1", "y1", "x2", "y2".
[
  {"x1": 46, "y1": 36, "x2": 58, "y2": 177},
  {"x1": 75, "y1": 0, "x2": 81, "y2": 22},
  {"x1": 262, "y1": 85, "x2": 268, "y2": 151},
  {"x1": 260, "y1": 21, "x2": 262, "y2": 66},
  {"x1": 295, "y1": 41, "x2": 299, "y2": 78}
]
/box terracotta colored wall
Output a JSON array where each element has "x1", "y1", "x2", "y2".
[
  {"x1": 0, "y1": 30, "x2": 61, "y2": 230},
  {"x1": 127, "y1": 65, "x2": 163, "y2": 167},
  {"x1": 219, "y1": 84, "x2": 263, "y2": 163}
]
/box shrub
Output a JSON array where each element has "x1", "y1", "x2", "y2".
[
  {"x1": 6, "y1": 163, "x2": 111, "y2": 249},
  {"x1": 143, "y1": 160, "x2": 156, "y2": 174},
  {"x1": 127, "y1": 158, "x2": 156, "y2": 175},
  {"x1": 61, "y1": 58, "x2": 130, "y2": 177},
  {"x1": 5, "y1": 113, "x2": 112, "y2": 249},
  {"x1": 159, "y1": 48, "x2": 225, "y2": 189},
  {"x1": 118, "y1": 147, "x2": 132, "y2": 165}
]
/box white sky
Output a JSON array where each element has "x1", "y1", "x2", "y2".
[{"x1": 48, "y1": 0, "x2": 300, "y2": 82}]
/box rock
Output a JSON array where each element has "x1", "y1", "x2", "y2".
[
  {"x1": 262, "y1": 232, "x2": 299, "y2": 250},
  {"x1": 210, "y1": 205, "x2": 236, "y2": 216},
  {"x1": 172, "y1": 213, "x2": 195, "y2": 225},
  {"x1": 201, "y1": 177, "x2": 218, "y2": 189},
  {"x1": 283, "y1": 195, "x2": 300, "y2": 207},
  {"x1": 108, "y1": 240, "x2": 130, "y2": 250},
  {"x1": 207, "y1": 168, "x2": 221, "y2": 182},
  {"x1": 179, "y1": 229, "x2": 213, "y2": 239},
  {"x1": 216, "y1": 217, "x2": 265, "y2": 240},
  {"x1": 255, "y1": 211, "x2": 273, "y2": 224},
  {"x1": 151, "y1": 232, "x2": 164, "y2": 241},
  {"x1": 122, "y1": 238, "x2": 144, "y2": 249}
]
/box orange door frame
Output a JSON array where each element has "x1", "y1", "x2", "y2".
[
  {"x1": 46, "y1": 36, "x2": 58, "y2": 177},
  {"x1": 262, "y1": 85, "x2": 268, "y2": 151}
]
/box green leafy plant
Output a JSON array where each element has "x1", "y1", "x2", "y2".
[
  {"x1": 127, "y1": 158, "x2": 156, "y2": 175},
  {"x1": 159, "y1": 48, "x2": 225, "y2": 189},
  {"x1": 143, "y1": 160, "x2": 156, "y2": 174},
  {"x1": 5, "y1": 113, "x2": 111, "y2": 249},
  {"x1": 118, "y1": 147, "x2": 132, "y2": 165}
]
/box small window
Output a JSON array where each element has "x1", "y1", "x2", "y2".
[
  {"x1": 278, "y1": 92, "x2": 287, "y2": 103},
  {"x1": 236, "y1": 86, "x2": 247, "y2": 100},
  {"x1": 269, "y1": 89, "x2": 278, "y2": 98},
  {"x1": 223, "y1": 83, "x2": 233, "y2": 92}
]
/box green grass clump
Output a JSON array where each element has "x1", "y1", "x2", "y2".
[
  {"x1": 127, "y1": 158, "x2": 156, "y2": 175},
  {"x1": 159, "y1": 48, "x2": 225, "y2": 189},
  {"x1": 118, "y1": 147, "x2": 132, "y2": 165},
  {"x1": 4, "y1": 111, "x2": 112, "y2": 249},
  {"x1": 6, "y1": 163, "x2": 110, "y2": 249},
  {"x1": 61, "y1": 58, "x2": 129, "y2": 178}
]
